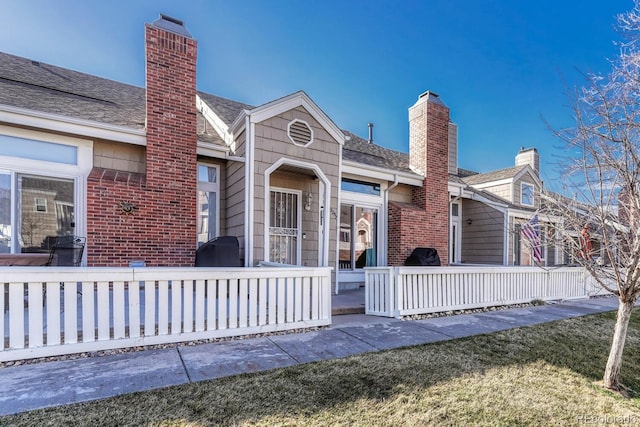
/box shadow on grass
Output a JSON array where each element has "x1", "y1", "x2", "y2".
[{"x1": 2, "y1": 308, "x2": 640, "y2": 426}]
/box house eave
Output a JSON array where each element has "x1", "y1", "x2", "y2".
[
  {"x1": 342, "y1": 160, "x2": 423, "y2": 186},
  {"x1": 0, "y1": 104, "x2": 146, "y2": 145}
]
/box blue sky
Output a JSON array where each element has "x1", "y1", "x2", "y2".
[{"x1": 0, "y1": 1, "x2": 630, "y2": 192}]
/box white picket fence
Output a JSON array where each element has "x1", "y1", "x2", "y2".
[
  {"x1": 365, "y1": 266, "x2": 610, "y2": 318},
  {"x1": 1, "y1": 267, "x2": 332, "y2": 362}
]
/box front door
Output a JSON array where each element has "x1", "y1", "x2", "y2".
[{"x1": 269, "y1": 189, "x2": 301, "y2": 265}]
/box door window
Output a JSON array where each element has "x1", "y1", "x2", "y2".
[
  {"x1": 339, "y1": 204, "x2": 378, "y2": 269},
  {"x1": 269, "y1": 190, "x2": 300, "y2": 265}
]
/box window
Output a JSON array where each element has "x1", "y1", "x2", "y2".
[
  {"x1": 0, "y1": 129, "x2": 90, "y2": 256},
  {"x1": 197, "y1": 164, "x2": 219, "y2": 247},
  {"x1": 0, "y1": 173, "x2": 10, "y2": 253},
  {"x1": 521, "y1": 182, "x2": 534, "y2": 206},
  {"x1": 18, "y1": 175, "x2": 75, "y2": 252},
  {"x1": 339, "y1": 204, "x2": 378, "y2": 269},
  {"x1": 0, "y1": 134, "x2": 77, "y2": 165},
  {"x1": 35, "y1": 197, "x2": 47, "y2": 213},
  {"x1": 341, "y1": 178, "x2": 380, "y2": 196}
]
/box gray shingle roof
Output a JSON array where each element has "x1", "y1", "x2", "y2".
[
  {"x1": 343, "y1": 130, "x2": 418, "y2": 176},
  {"x1": 197, "y1": 92, "x2": 253, "y2": 127},
  {"x1": 0, "y1": 51, "x2": 146, "y2": 129},
  {"x1": 461, "y1": 165, "x2": 527, "y2": 185},
  {"x1": 0, "y1": 50, "x2": 421, "y2": 177}
]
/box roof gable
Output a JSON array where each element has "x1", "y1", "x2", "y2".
[{"x1": 230, "y1": 91, "x2": 345, "y2": 145}]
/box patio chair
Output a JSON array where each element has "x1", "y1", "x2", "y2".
[{"x1": 45, "y1": 236, "x2": 86, "y2": 266}]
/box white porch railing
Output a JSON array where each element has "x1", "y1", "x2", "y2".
[
  {"x1": 365, "y1": 266, "x2": 610, "y2": 318},
  {"x1": 1, "y1": 267, "x2": 332, "y2": 362}
]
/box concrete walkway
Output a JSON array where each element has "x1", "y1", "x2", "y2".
[{"x1": 0, "y1": 294, "x2": 621, "y2": 417}]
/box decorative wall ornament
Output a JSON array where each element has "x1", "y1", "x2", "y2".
[{"x1": 119, "y1": 200, "x2": 139, "y2": 215}]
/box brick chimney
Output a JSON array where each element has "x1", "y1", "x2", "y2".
[
  {"x1": 86, "y1": 15, "x2": 198, "y2": 267},
  {"x1": 144, "y1": 14, "x2": 198, "y2": 264},
  {"x1": 408, "y1": 90, "x2": 450, "y2": 264}
]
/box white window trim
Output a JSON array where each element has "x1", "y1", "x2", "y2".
[
  {"x1": 34, "y1": 197, "x2": 48, "y2": 213},
  {"x1": 0, "y1": 126, "x2": 92, "y2": 258},
  {"x1": 197, "y1": 163, "x2": 221, "y2": 245},
  {"x1": 520, "y1": 182, "x2": 535, "y2": 207}
]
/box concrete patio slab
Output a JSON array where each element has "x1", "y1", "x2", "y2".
[
  {"x1": 178, "y1": 337, "x2": 298, "y2": 382},
  {"x1": 338, "y1": 321, "x2": 450, "y2": 350},
  {"x1": 548, "y1": 303, "x2": 607, "y2": 317},
  {"x1": 269, "y1": 329, "x2": 378, "y2": 363},
  {"x1": 413, "y1": 313, "x2": 515, "y2": 338},
  {"x1": 563, "y1": 297, "x2": 619, "y2": 311},
  {"x1": 0, "y1": 348, "x2": 187, "y2": 416},
  {"x1": 473, "y1": 308, "x2": 550, "y2": 327}
]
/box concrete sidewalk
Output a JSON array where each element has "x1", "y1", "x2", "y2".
[{"x1": 0, "y1": 295, "x2": 621, "y2": 417}]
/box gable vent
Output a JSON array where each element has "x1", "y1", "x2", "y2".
[{"x1": 287, "y1": 119, "x2": 313, "y2": 147}]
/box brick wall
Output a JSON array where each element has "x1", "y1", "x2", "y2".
[
  {"x1": 86, "y1": 17, "x2": 198, "y2": 267},
  {"x1": 388, "y1": 202, "x2": 429, "y2": 266}
]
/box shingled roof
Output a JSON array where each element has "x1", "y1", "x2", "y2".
[
  {"x1": 461, "y1": 165, "x2": 528, "y2": 186},
  {"x1": 342, "y1": 130, "x2": 417, "y2": 175},
  {"x1": 0, "y1": 51, "x2": 145, "y2": 129},
  {"x1": 0, "y1": 50, "x2": 421, "y2": 177},
  {"x1": 197, "y1": 91, "x2": 253, "y2": 127}
]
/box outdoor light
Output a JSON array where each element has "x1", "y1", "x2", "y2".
[
  {"x1": 304, "y1": 192, "x2": 313, "y2": 211},
  {"x1": 466, "y1": 218, "x2": 473, "y2": 225}
]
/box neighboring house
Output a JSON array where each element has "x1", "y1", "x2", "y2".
[
  {"x1": 452, "y1": 147, "x2": 567, "y2": 267},
  {"x1": 0, "y1": 14, "x2": 561, "y2": 291}
]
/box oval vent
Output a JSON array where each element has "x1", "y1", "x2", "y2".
[{"x1": 287, "y1": 119, "x2": 313, "y2": 147}]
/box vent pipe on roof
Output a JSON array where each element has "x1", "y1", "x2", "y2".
[{"x1": 368, "y1": 122, "x2": 374, "y2": 144}]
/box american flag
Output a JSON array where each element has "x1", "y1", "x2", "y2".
[{"x1": 521, "y1": 214, "x2": 542, "y2": 263}]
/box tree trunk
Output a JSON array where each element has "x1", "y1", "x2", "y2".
[{"x1": 603, "y1": 299, "x2": 635, "y2": 390}]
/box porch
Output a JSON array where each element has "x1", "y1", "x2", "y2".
[
  {"x1": 364, "y1": 266, "x2": 610, "y2": 318},
  {"x1": 1, "y1": 265, "x2": 607, "y2": 362},
  {"x1": 2, "y1": 266, "x2": 332, "y2": 362}
]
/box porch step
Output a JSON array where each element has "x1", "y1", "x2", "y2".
[
  {"x1": 331, "y1": 287, "x2": 366, "y2": 316},
  {"x1": 332, "y1": 305, "x2": 365, "y2": 316}
]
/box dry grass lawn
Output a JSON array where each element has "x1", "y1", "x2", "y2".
[{"x1": 1, "y1": 308, "x2": 639, "y2": 426}]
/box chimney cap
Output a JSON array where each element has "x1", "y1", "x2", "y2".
[
  {"x1": 151, "y1": 14, "x2": 192, "y2": 38},
  {"x1": 416, "y1": 90, "x2": 445, "y2": 106},
  {"x1": 518, "y1": 146, "x2": 538, "y2": 153}
]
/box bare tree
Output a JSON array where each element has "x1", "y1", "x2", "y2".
[{"x1": 543, "y1": 1, "x2": 640, "y2": 393}]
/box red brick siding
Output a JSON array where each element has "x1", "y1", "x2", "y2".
[
  {"x1": 388, "y1": 202, "x2": 429, "y2": 266},
  {"x1": 86, "y1": 23, "x2": 198, "y2": 267}
]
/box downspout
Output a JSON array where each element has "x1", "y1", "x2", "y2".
[
  {"x1": 243, "y1": 115, "x2": 253, "y2": 267},
  {"x1": 504, "y1": 212, "x2": 510, "y2": 265}
]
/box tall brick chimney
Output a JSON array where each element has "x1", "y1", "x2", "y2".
[
  {"x1": 144, "y1": 14, "x2": 198, "y2": 265},
  {"x1": 86, "y1": 15, "x2": 198, "y2": 267},
  {"x1": 408, "y1": 91, "x2": 450, "y2": 265}
]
